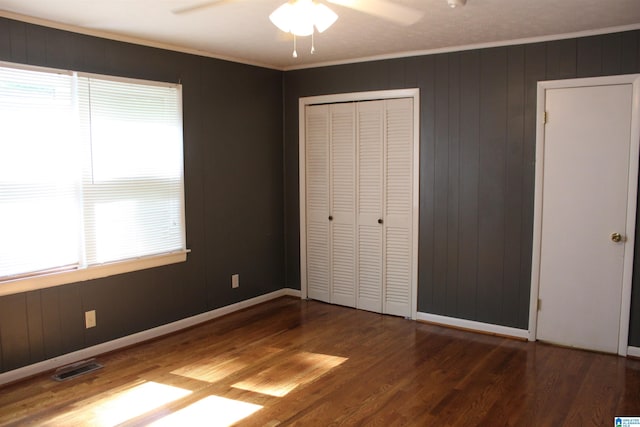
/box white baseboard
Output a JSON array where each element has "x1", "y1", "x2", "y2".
[
  {"x1": 416, "y1": 312, "x2": 529, "y2": 340},
  {"x1": 627, "y1": 346, "x2": 640, "y2": 358},
  {"x1": 0, "y1": 288, "x2": 301, "y2": 386},
  {"x1": 282, "y1": 288, "x2": 301, "y2": 297}
]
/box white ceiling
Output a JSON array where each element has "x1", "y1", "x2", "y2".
[{"x1": 1, "y1": 0, "x2": 639, "y2": 70}]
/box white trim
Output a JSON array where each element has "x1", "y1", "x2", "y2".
[
  {"x1": 417, "y1": 312, "x2": 529, "y2": 340},
  {"x1": 411, "y1": 92, "x2": 420, "y2": 321},
  {"x1": 0, "y1": 250, "x2": 190, "y2": 297},
  {"x1": 300, "y1": 89, "x2": 421, "y2": 107},
  {"x1": 283, "y1": 24, "x2": 640, "y2": 71},
  {"x1": 0, "y1": 60, "x2": 73, "y2": 76},
  {"x1": 299, "y1": 98, "x2": 308, "y2": 302},
  {"x1": 620, "y1": 75, "x2": 640, "y2": 356},
  {"x1": 0, "y1": 288, "x2": 298, "y2": 386},
  {"x1": 529, "y1": 74, "x2": 640, "y2": 356},
  {"x1": 628, "y1": 346, "x2": 640, "y2": 358},
  {"x1": 528, "y1": 82, "x2": 547, "y2": 342},
  {"x1": 78, "y1": 71, "x2": 181, "y2": 89},
  {"x1": 282, "y1": 288, "x2": 302, "y2": 298},
  {"x1": 299, "y1": 89, "x2": 420, "y2": 319}
]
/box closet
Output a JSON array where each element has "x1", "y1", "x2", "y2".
[{"x1": 302, "y1": 95, "x2": 416, "y2": 318}]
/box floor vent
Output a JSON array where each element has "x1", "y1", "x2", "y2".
[{"x1": 52, "y1": 359, "x2": 103, "y2": 382}]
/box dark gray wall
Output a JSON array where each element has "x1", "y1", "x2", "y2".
[
  {"x1": 0, "y1": 18, "x2": 284, "y2": 373},
  {"x1": 283, "y1": 31, "x2": 640, "y2": 343}
]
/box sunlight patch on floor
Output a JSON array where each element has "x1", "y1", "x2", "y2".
[
  {"x1": 232, "y1": 351, "x2": 347, "y2": 397},
  {"x1": 171, "y1": 357, "x2": 247, "y2": 383},
  {"x1": 148, "y1": 395, "x2": 262, "y2": 427},
  {"x1": 170, "y1": 346, "x2": 283, "y2": 383},
  {"x1": 43, "y1": 380, "x2": 193, "y2": 426},
  {"x1": 92, "y1": 381, "x2": 192, "y2": 426}
]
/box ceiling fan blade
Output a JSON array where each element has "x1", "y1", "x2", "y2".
[
  {"x1": 327, "y1": 0, "x2": 424, "y2": 26},
  {"x1": 172, "y1": 0, "x2": 232, "y2": 15}
]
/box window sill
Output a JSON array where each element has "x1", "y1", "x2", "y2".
[{"x1": 0, "y1": 250, "x2": 190, "y2": 297}]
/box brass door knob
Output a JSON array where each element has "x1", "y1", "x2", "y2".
[{"x1": 611, "y1": 232, "x2": 622, "y2": 243}]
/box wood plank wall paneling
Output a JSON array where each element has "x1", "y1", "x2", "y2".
[
  {"x1": 446, "y1": 53, "x2": 461, "y2": 317},
  {"x1": 8, "y1": 19, "x2": 27, "y2": 63},
  {"x1": 0, "y1": 18, "x2": 10, "y2": 58},
  {"x1": 283, "y1": 30, "x2": 640, "y2": 338},
  {"x1": 0, "y1": 295, "x2": 29, "y2": 371},
  {"x1": 24, "y1": 293, "x2": 44, "y2": 364},
  {"x1": 504, "y1": 46, "x2": 525, "y2": 326},
  {"x1": 577, "y1": 36, "x2": 603, "y2": 77},
  {"x1": 603, "y1": 33, "x2": 623, "y2": 75},
  {"x1": 477, "y1": 47, "x2": 508, "y2": 325},
  {"x1": 0, "y1": 18, "x2": 285, "y2": 374},
  {"x1": 457, "y1": 50, "x2": 480, "y2": 321},
  {"x1": 433, "y1": 54, "x2": 450, "y2": 314},
  {"x1": 546, "y1": 39, "x2": 577, "y2": 79},
  {"x1": 621, "y1": 32, "x2": 639, "y2": 72},
  {"x1": 418, "y1": 55, "x2": 436, "y2": 314}
]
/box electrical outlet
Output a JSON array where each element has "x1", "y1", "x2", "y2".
[
  {"x1": 232, "y1": 274, "x2": 239, "y2": 288},
  {"x1": 85, "y1": 310, "x2": 96, "y2": 329}
]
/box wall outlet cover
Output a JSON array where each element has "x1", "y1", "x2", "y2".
[{"x1": 85, "y1": 310, "x2": 96, "y2": 328}]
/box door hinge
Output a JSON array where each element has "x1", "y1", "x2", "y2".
[
  {"x1": 537, "y1": 298, "x2": 542, "y2": 311},
  {"x1": 543, "y1": 111, "x2": 548, "y2": 124}
]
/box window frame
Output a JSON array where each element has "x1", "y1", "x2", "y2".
[{"x1": 0, "y1": 61, "x2": 189, "y2": 297}]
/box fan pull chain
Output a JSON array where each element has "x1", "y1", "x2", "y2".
[
  {"x1": 292, "y1": 35, "x2": 298, "y2": 58},
  {"x1": 311, "y1": 31, "x2": 315, "y2": 54}
]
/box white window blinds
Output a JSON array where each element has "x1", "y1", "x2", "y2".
[
  {"x1": 0, "y1": 63, "x2": 185, "y2": 283},
  {"x1": 0, "y1": 66, "x2": 80, "y2": 279},
  {"x1": 78, "y1": 77, "x2": 185, "y2": 265}
]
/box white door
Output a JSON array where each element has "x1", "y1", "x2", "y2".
[
  {"x1": 305, "y1": 104, "x2": 331, "y2": 303},
  {"x1": 383, "y1": 98, "x2": 414, "y2": 318},
  {"x1": 329, "y1": 103, "x2": 357, "y2": 307},
  {"x1": 304, "y1": 103, "x2": 357, "y2": 307},
  {"x1": 536, "y1": 82, "x2": 634, "y2": 354},
  {"x1": 355, "y1": 99, "x2": 414, "y2": 317},
  {"x1": 357, "y1": 100, "x2": 384, "y2": 313}
]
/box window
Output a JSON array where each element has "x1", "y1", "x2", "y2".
[{"x1": 0, "y1": 62, "x2": 187, "y2": 295}]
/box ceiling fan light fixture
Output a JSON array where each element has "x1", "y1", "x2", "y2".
[
  {"x1": 313, "y1": 3, "x2": 338, "y2": 33},
  {"x1": 447, "y1": 0, "x2": 467, "y2": 8},
  {"x1": 269, "y1": 0, "x2": 338, "y2": 36},
  {"x1": 269, "y1": 2, "x2": 294, "y2": 33}
]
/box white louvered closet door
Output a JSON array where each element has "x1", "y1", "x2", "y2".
[
  {"x1": 383, "y1": 98, "x2": 414, "y2": 317},
  {"x1": 329, "y1": 103, "x2": 357, "y2": 307},
  {"x1": 305, "y1": 105, "x2": 331, "y2": 303},
  {"x1": 356, "y1": 101, "x2": 384, "y2": 313},
  {"x1": 304, "y1": 97, "x2": 414, "y2": 317}
]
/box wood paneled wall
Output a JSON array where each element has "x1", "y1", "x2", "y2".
[
  {"x1": 283, "y1": 31, "x2": 640, "y2": 341},
  {"x1": 0, "y1": 18, "x2": 284, "y2": 373}
]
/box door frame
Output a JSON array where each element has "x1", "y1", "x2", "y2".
[
  {"x1": 298, "y1": 88, "x2": 420, "y2": 319},
  {"x1": 528, "y1": 74, "x2": 640, "y2": 356}
]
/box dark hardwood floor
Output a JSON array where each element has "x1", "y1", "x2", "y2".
[{"x1": 0, "y1": 296, "x2": 638, "y2": 426}]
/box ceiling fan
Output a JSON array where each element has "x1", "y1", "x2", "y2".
[
  {"x1": 172, "y1": 0, "x2": 425, "y2": 27},
  {"x1": 173, "y1": 0, "x2": 427, "y2": 58}
]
